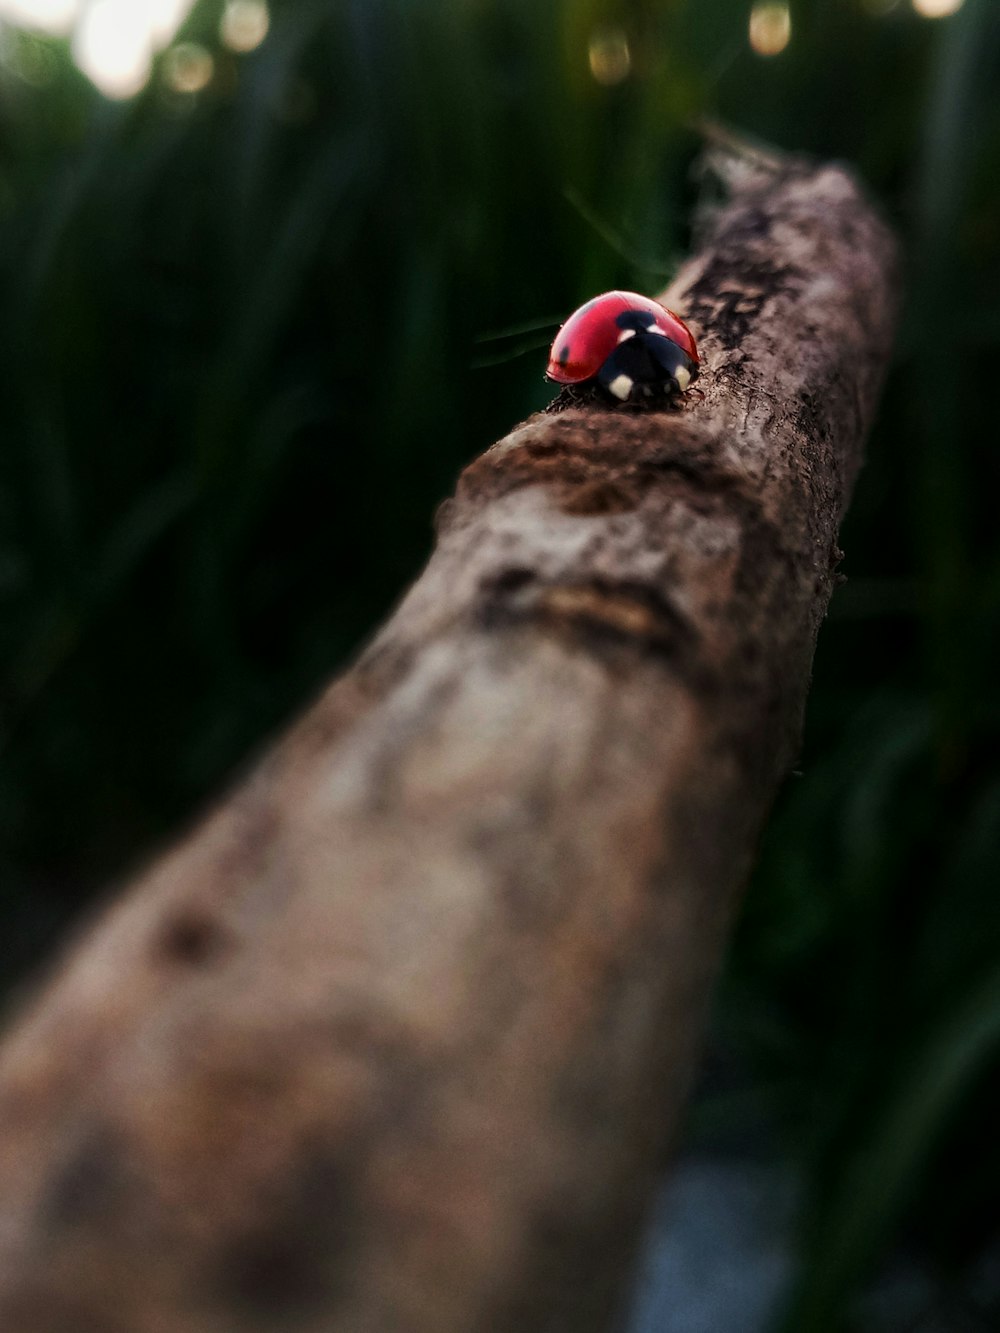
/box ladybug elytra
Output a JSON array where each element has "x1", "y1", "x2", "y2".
[{"x1": 545, "y1": 290, "x2": 699, "y2": 402}]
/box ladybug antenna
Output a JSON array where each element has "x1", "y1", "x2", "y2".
[
  {"x1": 473, "y1": 314, "x2": 564, "y2": 345},
  {"x1": 472, "y1": 312, "x2": 565, "y2": 368}
]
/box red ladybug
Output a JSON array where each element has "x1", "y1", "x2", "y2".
[{"x1": 546, "y1": 290, "x2": 699, "y2": 402}]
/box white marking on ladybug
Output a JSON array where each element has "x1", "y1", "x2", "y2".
[
  {"x1": 648, "y1": 325, "x2": 669, "y2": 336},
  {"x1": 608, "y1": 373, "x2": 633, "y2": 400},
  {"x1": 674, "y1": 365, "x2": 691, "y2": 392},
  {"x1": 616, "y1": 327, "x2": 636, "y2": 343}
]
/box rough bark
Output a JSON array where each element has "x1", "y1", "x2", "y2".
[{"x1": 0, "y1": 153, "x2": 897, "y2": 1333}]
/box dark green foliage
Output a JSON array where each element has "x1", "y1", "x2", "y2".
[{"x1": 0, "y1": 0, "x2": 998, "y2": 1327}]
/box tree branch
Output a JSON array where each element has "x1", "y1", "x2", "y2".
[{"x1": 0, "y1": 153, "x2": 897, "y2": 1333}]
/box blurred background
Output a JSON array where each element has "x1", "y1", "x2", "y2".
[{"x1": 0, "y1": 0, "x2": 997, "y2": 1328}]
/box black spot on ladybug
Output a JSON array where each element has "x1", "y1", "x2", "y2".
[
  {"x1": 558, "y1": 344, "x2": 571, "y2": 365},
  {"x1": 614, "y1": 310, "x2": 656, "y2": 332}
]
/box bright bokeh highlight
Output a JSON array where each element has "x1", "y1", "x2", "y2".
[
  {"x1": 0, "y1": 0, "x2": 77, "y2": 33},
  {"x1": 0, "y1": 0, "x2": 200, "y2": 97},
  {"x1": 164, "y1": 40, "x2": 213, "y2": 93},
  {"x1": 749, "y1": 2, "x2": 792, "y2": 56},
  {"x1": 912, "y1": 0, "x2": 964, "y2": 16},
  {"x1": 148, "y1": 0, "x2": 193, "y2": 44},
  {"x1": 220, "y1": 0, "x2": 269, "y2": 54},
  {"x1": 73, "y1": 0, "x2": 155, "y2": 100},
  {"x1": 588, "y1": 25, "x2": 631, "y2": 86}
]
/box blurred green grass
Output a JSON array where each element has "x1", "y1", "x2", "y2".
[{"x1": 0, "y1": 0, "x2": 998, "y2": 1328}]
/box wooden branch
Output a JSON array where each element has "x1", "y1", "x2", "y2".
[{"x1": 0, "y1": 154, "x2": 897, "y2": 1333}]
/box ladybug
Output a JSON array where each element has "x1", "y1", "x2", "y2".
[{"x1": 545, "y1": 290, "x2": 699, "y2": 402}]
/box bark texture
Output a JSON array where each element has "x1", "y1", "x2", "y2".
[{"x1": 0, "y1": 156, "x2": 897, "y2": 1333}]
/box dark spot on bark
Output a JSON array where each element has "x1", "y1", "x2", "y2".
[
  {"x1": 458, "y1": 410, "x2": 739, "y2": 514},
  {"x1": 480, "y1": 575, "x2": 712, "y2": 688},
  {"x1": 559, "y1": 479, "x2": 637, "y2": 515},
  {"x1": 645, "y1": 451, "x2": 735, "y2": 494},
  {"x1": 489, "y1": 566, "x2": 536, "y2": 595},
  {"x1": 684, "y1": 248, "x2": 806, "y2": 352},
  {"x1": 478, "y1": 567, "x2": 537, "y2": 626},
  {"x1": 158, "y1": 911, "x2": 230, "y2": 967},
  {"x1": 41, "y1": 1124, "x2": 128, "y2": 1231},
  {"x1": 210, "y1": 1150, "x2": 358, "y2": 1324},
  {"x1": 216, "y1": 1233, "x2": 328, "y2": 1321},
  {"x1": 487, "y1": 1188, "x2": 642, "y2": 1332}
]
